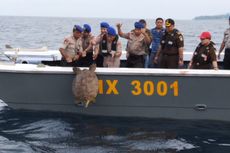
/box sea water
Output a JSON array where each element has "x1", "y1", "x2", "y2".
[
  {"x1": 0, "y1": 16, "x2": 228, "y2": 52},
  {"x1": 1, "y1": 105, "x2": 230, "y2": 153}
]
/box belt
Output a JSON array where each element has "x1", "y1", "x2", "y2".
[
  {"x1": 162, "y1": 53, "x2": 178, "y2": 56},
  {"x1": 129, "y1": 54, "x2": 145, "y2": 57},
  {"x1": 102, "y1": 53, "x2": 111, "y2": 56}
]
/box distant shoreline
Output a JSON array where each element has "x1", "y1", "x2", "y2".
[{"x1": 194, "y1": 13, "x2": 230, "y2": 20}]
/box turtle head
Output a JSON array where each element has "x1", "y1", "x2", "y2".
[
  {"x1": 73, "y1": 67, "x2": 81, "y2": 75},
  {"x1": 89, "y1": 64, "x2": 96, "y2": 72}
]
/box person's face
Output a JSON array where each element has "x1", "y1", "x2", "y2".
[
  {"x1": 141, "y1": 22, "x2": 146, "y2": 28},
  {"x1": 107, "y1": 35, "x2": 115, "y2": 42},
  {"x1": 73, "y1": 31, "x2": 82, "y2": 39},
  {"x1": 155, "y1": 19, "x2": 163, "y2": 29},
  {"x1": 165, "y1": 25, "x2": 174, "y2": 32},
  {"x1": 101, "y1": 27, "x2": 107, "y2": 34},
  {"x1": 83, "y1": 31, "x2": 89, "y2": 38},
  {"x1": 134, "y1": 28, "x2": 142, "y2": 36},
  {"x1": 200, "y1": 38, "x2": 210, "y2": 45}
]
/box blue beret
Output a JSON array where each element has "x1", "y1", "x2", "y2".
[
  {"x1": 107, "y1": 27, "x2": 117, "y2": 36},
  {"x1": 134, "y1": 22, "x2": 144, "y2": 29},
  {"x1": 83, "y1": 24, "x2": 91, "y2": 33},
  {"x1": 73, "y1": 25, "x2": 83, "y2": 32},
  {"x1": 100, "y1": 22, "x2": 110, "y2": 28}
]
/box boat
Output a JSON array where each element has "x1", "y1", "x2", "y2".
[
  {"x1": 0, "y1": 62, "x2": 230, "y2": 121},
  {"x1": 0, "y1": 46, "x2": 61, "y2": 64}
]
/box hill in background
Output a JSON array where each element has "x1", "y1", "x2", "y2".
[{"x1": 194, "y1": 13, "x2": 230, "y2": 20}]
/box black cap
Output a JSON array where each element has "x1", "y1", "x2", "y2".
[{"x1": 165, "y1": 18, "x2": 175, "y2": 27}]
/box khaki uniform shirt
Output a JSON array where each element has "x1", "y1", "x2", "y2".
[
  {"x1": 82, "y1": 34, "x2": 95, "y2": 52},
  {"x1": 125, "y1": 32, "x2": 146, "y2": 55},
  {"x1": 131, "y1": 29, "x2": 152, "y2": 54},
  {"x1": 60, "y1": 35, "x2": 83, "y2": 59},
  {"x1": 223, "y1": 28, "x2": 230, "y2": 49},
  {"x1": 145, "y1": 28, "x2": 152, "y2": 54}
]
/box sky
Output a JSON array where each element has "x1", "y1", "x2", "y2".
[{"x1": 0, "y1": 0, "x2": 229, "y2": 20}]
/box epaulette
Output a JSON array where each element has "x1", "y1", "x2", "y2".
[
  {"x1": 64, "y1": 38, "x2": 70, "y2": 44},
  {"x1": 176, "y1": 31, "x2": 182, "y2": 35}
]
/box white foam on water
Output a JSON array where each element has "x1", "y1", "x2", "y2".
[
  {"x1": 203, "y1": 141, "x2": 211, "y2": 144},
  {"x1": 102, "y1": 135, "x2": 126, "y2": 141},
  {"x1": 127, "y1": 138, "x2": 196, "y2": 151},
  {"x1": 207, "y1": 139, "x2": 216, "y2": 142},
  {"x1": 219, "y1": 143, "x2": 230, "y2": 147},
  {"x1": 57, "y1": 146, "x2": 115, "y2": 153},
  {"x1": 3, "y1": 119, "x2": 73, "y2": 139},
  {"x1": 0, "y1": 136, "x2": 34, "y2": 152},
  {"x1": 0, "y1": 99, "x2": 8, "y2": 110}
]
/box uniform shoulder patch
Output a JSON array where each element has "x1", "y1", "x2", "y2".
[{"x1": 179, "y1": 35, "x2": 183, "y2": 41}]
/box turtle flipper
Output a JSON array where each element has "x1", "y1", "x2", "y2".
[
  {"x1": 85, "y1": 100, "x2": 90, "y2": 108},
  {"x1": 92, "y1": 98, "x2": 96, "y2": 103}
]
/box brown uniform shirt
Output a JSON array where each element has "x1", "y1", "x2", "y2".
[
  {"x1": 161, "y1": 29, "x2": 184, "y2": 55},
  {"x1": 191, "y1": 42, "x2": 217, "y2": 69}
]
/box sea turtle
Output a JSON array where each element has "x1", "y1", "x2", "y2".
[{"x1": 72, "y1": 64, "x2": 99, "y2": 108}]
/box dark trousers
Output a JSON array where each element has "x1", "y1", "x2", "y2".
[
  {"x1": 159, "y1": 54, "x2": 179, "y2": 68},
  {"x1": 60, "y1": 58, "x2": 76, "y2": 67},
  {"x1": 224, "y1": 48, "x2": 230, "y2": 69},
  {"x1": 192, "y1": 64, "x2": 212, "y2": 69},
  {"x1": 127, "y1": 54, "x2": 145, "y2": 68},
  {"x1": 96, "y1": 54, "x2": 104, "y2": 67},
  {"x1": 76, "y1": 52, "x2": 94, "y2": 67}
]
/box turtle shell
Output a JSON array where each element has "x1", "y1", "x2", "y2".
[{"x1": 72, "y1": 64, "x2": 98, "y2": 106}]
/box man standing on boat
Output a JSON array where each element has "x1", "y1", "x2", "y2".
[
  {"x1": 94, "y1": 22, "x2": 110, "y2": 67},
  {"x1": 154, "y1": 19, "x2": 184, "y2": 68},
  {"x1": 139, "y1": 19, "x2": 152, "y2": 68},
  {"x1": 188, "y1": 32, "x2": 218, "y2": 69},
  {"x1": 117, "y1": 22, "x2": 151, "y2": 68},
  {"x1": 149, "y1": 18, "x2": 165, "y2": 68},
  {"x1": 76, "y1": 24, "x2": 95, "y2": 67},
  {"x1": 59, "y1": 25, "x2": 83, "y2": 67},
  {"x1": 94, "y1": 26, "x2": 122, "y2": 67},
  {"x1": 218, "y1": 16, "x2": 230, "y2": 69}
]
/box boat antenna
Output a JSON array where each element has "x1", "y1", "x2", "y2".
[{"x1": 0, "y1": 51, "x2": 13, "y2": 61}]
